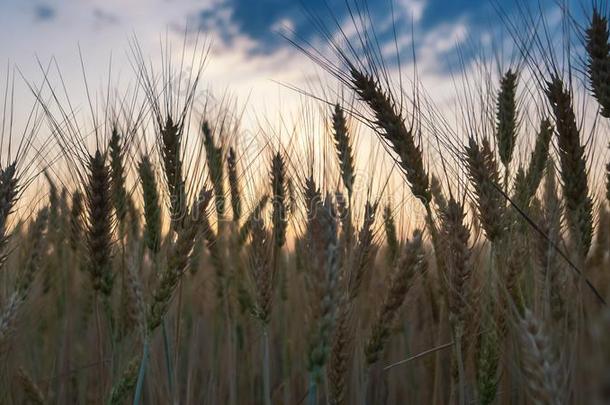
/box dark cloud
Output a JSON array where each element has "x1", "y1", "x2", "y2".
[
  {"x1": 193, "y1": 0, "x2": 580, "y2": 72},
  {"x1": 192, "y1": 0, "x2": 502, "y2": 56},
  {"x1": 34, "y1": 4, "x2": 55, "y2": 22},
  {"x1": 194, "y1": 0, "x2": 397, "y2": 55}
]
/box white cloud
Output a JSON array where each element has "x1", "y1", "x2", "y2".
[{"x1": 398, "y1": 0, "x2": 426, "y2": 23}]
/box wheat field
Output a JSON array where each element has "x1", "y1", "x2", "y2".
[{"x1": 2, "y1": 1, "x2": 610, "y2": 404}]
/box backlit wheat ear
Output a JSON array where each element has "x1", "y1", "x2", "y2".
[
  {"x1": 306, "y1": 197, "x2": 339, "y2": 387},
  {"x1": 138, "y1": 155, "x2": 161, "y2": 255},
  {"x1": 147, "y1": 189, "x2": 212, "y2": 331},
  {"x1": 430, "y1": 175, "x2": 448, "y2": 214},
  {"x1": 125, "y1": 193, "x2": 140, "y2": 239},
  {"x1": 364, "y1": 230, "x2": 425, "y2": 365},
  {"x1": 348, "y1": 201, "x2": 377, "y2": 301},
  {"x1": 16, "y1": 207, "x2": 48, "y2": 296},
  {"x1": 202, "y1": 121, "x2": 225, "y2": 222},
  {"x1": 270, "y1": 152, "x2": 287, "y2": 250},
  {"x1": 0, "y1": 292, "x2": 23, "y2": 350},
  {"x1": 125, "y1": 243, "x2": 147, "y2": 342},
  {"x1": 45, "y1": 172, "x2": 58, "y2": 232},
  {"x1": 107, "y1": 356, "x2": 140, "y2": 405},
  {"x1": 465, "y1": 137, "x2": 506, "y2": 242},
  {"x1": 109, "y1": 127, "x2": 129, "y2": 232},
  {"x1": 335, "y1": 190, "x2": 353, "y2": 254},
  {"x1": 200, "y1": 208, "x2": 225, "y2": 298},
  {"x1": 537, "y1": 160, "x2": 566, "y2": 322},
  {"x1": 301, "y1": 187, "x2": 334, "y2": 278},
  {"x1": 15, "y1": 367, "x2": 45, "y2": 405},
  {"x1": 496, "y1": 69, "x2": 519, "y2": 178},
  {"x1": 302, "y1": 179, "x2": 341, "y2": 301},
  {"x1": 86, "y1": 150, "x2": 114, "y2": 298},
  {"x1": 328, "y1": 299, "x2": 352, "y2": 405},
  {"x1": 160, "y1": 116, "x2": 186, "y2": 230},
  {"x1": 441, "y1": 198, "x2": 472, "y2": 333},
  {"x1": 332, "y1": 104, "x2": 355, "y2": 198},
  {"x1": 518, "y1": 309, "x2": 564, "y2": 405},
  {"x1": 383, "y1": 204, "x2": 399, "y2": 266},
  {"x1": 69, "y1": 191, "x2": 84, "y2": 253},
  {"x1": 0, "y1": 162, "x2": 19, "y2": 268},
  {"x1": 349, "y1": 68, "x2": 430, "y2": 204},
  {"x1": 227, "y1": 147, "x2": 241, "y2": 222},
  {"x1": 0, "y1": 207, "x2": 48, "y2": 349},
  {"x1": 248, "y1": 212, "x2": 274, "y2": 324},
  {"x1": 514, "y1": 118, "x2": 553, "y2": 207},
  {"x1": 238, "y1": 195, "x2": 269, "y2": 245},
  {"x1": 440, "y1": 197, "x2": 472, "y2": 402},
  {"x1": 476, "y1": 306, "x2": 501, "y2": 405},
  {"x1": 545, "y1": 76, "x2": 593, "y2": 259},
  {"x1": 586, "y1": 8, "x2": 610, "y2": 118}
]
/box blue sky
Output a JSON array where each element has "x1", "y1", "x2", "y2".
[{"x1": 193, "y1": 0, "x2": 500, "y2": 54}]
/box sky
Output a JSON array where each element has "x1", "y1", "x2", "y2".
[
  {"x1": 0, "y1": 0, "x2": 576, "y2": 118},
  {"x1": 0, "y1": 0, "x2": 588, "y2": 190},
  {"x1": 0, "y1": 0, "x2": 601, "y2": 221}
]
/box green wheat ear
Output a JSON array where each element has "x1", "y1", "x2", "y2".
[
  {"x1": 331, "y1": 104, "x2": 355, "y2": 198},
  {"x1": 495, "y1": 69, "x2": 519, "y2": 171},
  {"x1": 139, "y1": 155, "x2": 161, "y2": 255},
  {"x1": 227, "y1": 147, "x2": 241, "y2": 222},
  {"x1": 270, "y1": 151, "x2": 287, "y2": 250},
  {"x1": 586, "y1": 8, "x2": 610, "y2": 118},
  {"x1": 545, "y1": 76, "x2": 593, "y2": 259},
  {"x1": 86, "y1": 150, "x2": 114, "y2": 298}
]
